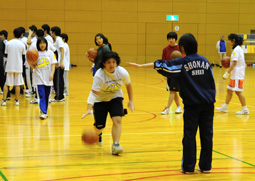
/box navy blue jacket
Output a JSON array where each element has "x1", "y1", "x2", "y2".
[{"x1": 154, "y1": 54, "x2": 216, "y2": 106}]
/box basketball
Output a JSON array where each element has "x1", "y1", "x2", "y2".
[
  {"x1": 26, "y1": 49, "x2": 39, "y2": 64},
  {"x1": 221, "y1": 56, "x2": 230, "y2": 68},
  {"x1": 171, "y1": 50, "x2": 182, "y2": 60},
  {"x1": 81, "y1": 129, "x2": 99, "y2": 145},
  {"x1": 87, "y1": 48, "x2": 98, "y2": 60}
]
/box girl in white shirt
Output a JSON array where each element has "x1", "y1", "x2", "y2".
[
  {"x1": 216, "y1": 34, "x2": 249, "y2": 115},
  {"x1": 29, "y1": 37, "x2": 57, "y2": 119},
  {"x1": 82, "y1": 51, "x2": 134, "y2": 155}
]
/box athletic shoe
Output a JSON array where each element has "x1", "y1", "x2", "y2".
[
  {"x1": 58, "y1": 98, "x2": 65, "y2": 102},
  {"x1": 26, "y1": 93, "x2": 34, "y2": 98},
  {"x1": 112, "y1": 143, "x2": 123, "y2": 155},
  {"x1": 25, "y1": 89, "x2": 30, "y2": 94},
  {"x1": 30, "y1": 98, "x2": 38, "y2": 104},
  {"x1": 40, "y1": 113, "x2": 48, "y2": 120},
  {"x1": 161, "y1": 107, "x2": 170, "y2": 115},
  {"x1": 180, "y1": 168, "x2": 194, "y2": 174},
  {"x1": 97, "y1": 133, "x2": 103, "y2": 147},
  {"x1": 14, "y1": 100, "x2": 19, "y2": 106},
  {"x1": 64, "y1": 92, "x2": 69, "y2": 96},
  {"x1": 6, "y1": 96, "x2": 11, "y2": 100},
  {"x1": 216, "y1": 104, "x2": 228, "y2": 113},
  {"x1": 1, "y1": 100, "x2": 6, "y2": 106},
  {"x1": 175, "y1": 106, "x2": 183, "y2": 114},
  {"x1": 236, "y1": 108, "x2": 249, "y2": 115},
  {"x1": 198, "y1": 167, "x2": 211, "y2": 173}
]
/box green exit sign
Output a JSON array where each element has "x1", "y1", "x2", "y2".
[{"x1": 166, "y1": 15, "x2": 179, "y2": 21}]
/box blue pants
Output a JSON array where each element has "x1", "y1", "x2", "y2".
[
  {"x1": 182, "y1": 103, "x2": 214, "y2": 172},
  {"x1": 37, "y1": 85, "x2": 51, "y2": 114},
  {"x1": 92, "y1": 66, "x2": 97, "y2": 76}
]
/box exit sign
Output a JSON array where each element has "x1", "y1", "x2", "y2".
[{"x1": 166, "y1": 15, "x2": 179, "y2": 21}]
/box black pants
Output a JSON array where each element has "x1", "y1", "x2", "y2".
[
  {"x1": 53, "y1": 67, "x2": 64, "y2": 100},
  {"x1": 182, "y1": 103, "x2": 214, "y2": 172},
  {"x1": 0, "y1": 65, "x2": 4, "y2": 91}
]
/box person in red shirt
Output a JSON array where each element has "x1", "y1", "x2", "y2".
[{"x1": 161, "y1": 32, "x2": 182, "y2": 114}]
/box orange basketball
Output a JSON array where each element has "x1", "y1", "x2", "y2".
[
  {"x1": 26, "y1": 49, "x2": 39, "y2": 64},
  {"x1": 87, "y1": 48, "x2": 98, "y2": 60},
  {"x1": 81, "y1": 129, "x2": 99, "y2": 145},
  {"x1": 170, "y1": 50, "x2": 182, "y2": 60},
  {"x1": 221, "y1": 56, "x2": 230, "y2": 68}
]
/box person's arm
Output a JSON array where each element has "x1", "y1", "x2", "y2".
[
  {"x1": 127, "y1": 62, "x2": 154, "y2": 69},
  {"x1": 126, "y1": 84, "x2": 134, "y2": 111},
  {"x1": 27, "y1": 29, "x2": 33, "y2": 45},
  {"x1": 81, "y1": 90, "x2": 99, "y2": 118},
  {"x1": 49, "y1": 63, "x2": 55, "y2": 81},
  {"x1": 223, "y1": 61, "x2": 237, "y2": 80}
]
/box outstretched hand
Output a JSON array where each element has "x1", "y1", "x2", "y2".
[
  {"x1": 128, "y1": 101, "x2": 135, "y2": 111},
  {"x1": 81, "y1": 110, "x2": 92, "y2": 119},
  {"x1": 126, "y1": 62, "x2": 142, "y2": 68}
]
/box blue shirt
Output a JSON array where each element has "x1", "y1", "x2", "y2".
[{"x1": 154, "y1": 54, "x2": 216, "y2": 106}]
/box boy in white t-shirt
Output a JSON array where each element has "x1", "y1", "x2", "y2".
[
  {"x1": 42, "y1": 24, "x2": 54, "y2": 44},
  {"x1": 60, "y1": 33, "x2": 70, "y2": 96},
  {"x1": 29, "y1": 37, "x2": 57, "y2": 119},
  {"x1": 51, "y1": 26, "x2": 65, "y2": 102},
  {"x1": 216, "y1": 34, "x2": 249, "y2": 115},
  {"x1": 1, "y1": 28, "x2": 26, "y2": 106},
  {"x1": 82, "y1": 51, "x2": 134, "y2": 155}
]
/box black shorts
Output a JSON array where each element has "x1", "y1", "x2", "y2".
[
  {"x1": 167, "y1": 77, "x2": 180, "y2": 92},
  {"x1": 93, "y1": 97, "x2": 124, "y2": 129}
]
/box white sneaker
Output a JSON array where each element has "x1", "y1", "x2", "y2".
[
  {"x1": 180, "y1": 168, "x2": 194, "y2": 174},
  {"x1": 175, "y1": 106, "x2": 183, "y2": 114},
  {"x1": 1, "y1": 100, "x2": 6, "y2": 106},
  {"x1": 216, "y1": 104, "x2": 228, "y2": 113},
  {"x1": 30, "y1": 98, "x2": 38, "y2": 104},
  {"x1": 14, "y1": 100, "x2": 19, "y2": 106},
  {"x1": 26, "y1": 93, "x2": 34, "y2": 98},
  {"x1": 112, "y1": 144, "x2": 123, "y2": 155},
  {"x1": 236, "y1": 108, "x2": 249, "y2": 115},
  {"x1": 59, "y1": 98, "x2": 65, "y2": 102},
  {"x1": 25, "y1": 90, "x2": 30, "y2": 94},
  {"x1": 198, "y1": 167, "x2": 211, "y2": 173},
  {"x1": 161, "y1": 107, "x2": 170, "y2": 115},
  {"x1": 97, "y1": 134, "x2": 103, "y2": 147},
  {"x1": 40, "y1": 113, "x2": 48, "y2": 120}
]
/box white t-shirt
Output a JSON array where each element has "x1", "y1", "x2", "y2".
[
  {"x1": 63, "y1": 43, "x2": 70, "y2": 71},
  {"x1": 31, "y1": 36, "x2": 37, "y2": 43},
  {"x1": 5, "y1": 39, "x2": 26, "y2": 73},
  {"x1": 92, "y1": 66, "x2": 131, "y2": 102},
  {"x1": 19, "y1": 37, "x2": 28, "y2": 50},
  {"x1": 33, "y1": 50, "x2": 57, "y2": 86},
  {"x1": 230, "y1": 45, "x2": 245, "y2": 79},
  {"x1": 28, "y1": 40, "x2": 56, "y2": 53},
  {"x1": 53, "y1": 36, "x2": 64, "y2": 63},
  {"x1": 45, "y1": 35, "x2": 53, "y2": 44}
]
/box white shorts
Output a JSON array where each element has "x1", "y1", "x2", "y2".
[
  {"x1": 227, "y1": 79, "x2": 244, "y2": 92},
  {"x1": 5, "y1": 73, "x2": 24, "y2": 86}
]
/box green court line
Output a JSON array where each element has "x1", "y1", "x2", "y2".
[
  {"x1": 213, "y1": 150, "x2": 255, "y2": 167},
  {"x1": 0, "y1": 170, "x2": 8, "y2": 181}
]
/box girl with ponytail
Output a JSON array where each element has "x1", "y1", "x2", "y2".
[{"x1": 216, "y1": 33, "x2": 249, "y2": 115}]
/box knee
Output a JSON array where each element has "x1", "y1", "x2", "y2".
[{"x1": 112, "y1": 117, "x2": 122, "y2": 125}]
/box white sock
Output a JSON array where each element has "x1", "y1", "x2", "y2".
[
  {"x1": 242, "y1": 106, "x2": 247, "y2": 109},
  {"x1": 223, "y1": 103, "x2": 228, "y2": 107}
]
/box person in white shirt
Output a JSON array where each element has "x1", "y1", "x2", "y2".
[
  {"x1": 51, "y1": 26, "x2": 65, "y2": 102},
  {"x1": 216, "y1": 34, "x2": 249, "y2": 115},
  {"x1": 82, "y1": 51, "x2": 134, "y2": 155},
  {"x1": 42, "y1": 24, "x2": 53, "y2": 44},
  {"x1": 29, "y1": 37, "x2": 57, "y2": 119},
  {"x1": 216, "y1": 35, "x2": 226, "y2": 68},
  {"x1": 1, "y1": 28, "x2": 26, "y2": 106},
  {"x1": 60, "y1": 33, "x2": 70, "y2": 96}
]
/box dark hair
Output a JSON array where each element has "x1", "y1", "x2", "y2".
[
  {"x1": 41, "y1": 24, "x2": 50, "y2": 34},
  {"x1": 167, "y1": 32, "x2": 178, "y2": 40},
  {"x1": 36, "y1": 29, "x2": 44, "y2": 38},
  {"x1": 13, "y1": 28, "x2": 22, "y2": 38},
  {"x1": 51, "y1": 26, "x2": 61, "y2": 36},
  {"x1": 36, "y1": 37, "x2": 48, "y2": 51},
  {"x1": 178, "y1": 33, "x2": 197, "y2": 55},
  {"x1": 95, "y1": 33, "x2": 112, "y2": 50},
  {"x1": 60, "y1": 33, "x2": 68, "y2": 43},
  {"x1": 100, "y1": 51, "x2": 120, "y2": 69},
  {"x1": 29, "y1": 25, "x2": 37, "y2": 32},
  {"x1": 228, "y1": 33, "x2": 243, "y2": 49},
  {"x1": 0, "y1": 30, "x2": 8, "y2": 39},
  {"x1": 19, "y1": 27, "x2": 26, "y2": 35}
]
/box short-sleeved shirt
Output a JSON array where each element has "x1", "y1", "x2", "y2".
[
  {"x1": 92, "y1": 66, "x2": 131, "y2": 102},
  {"x1": 230, "y1": 45, "x2": 245, "y2": 79},
  {"x1": 53, "y1": 36, "x2": 64, "y2": 63},
  {"x1": 162, "y1": 44, "x2": 180, "y2": 61},
  {"x1": 5, "y1": 39, "x2": 26, "y2": 73},
  {"x1": 29, "y1": 40, "x2": 56, "y2": 53},
  {"x1": 19, "y1": 37, "x2": 28, "y2": 50},
  {"x1": 45, "y1": 35, "x2": 53, "y2": 44},
  {"x1": 33, "y1": 50, "x2": 57, "y2": 86}
]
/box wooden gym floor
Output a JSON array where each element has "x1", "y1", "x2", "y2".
[{"x1": 0, "y1": 66, "x2": 255, "y2": 181}]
